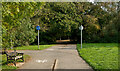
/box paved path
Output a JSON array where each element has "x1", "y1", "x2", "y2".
[{"x1": 17, "y1": 44, "x2": 93, "y2": 71}]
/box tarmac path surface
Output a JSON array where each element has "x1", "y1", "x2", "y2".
[{"x1": 17, "y1": 44, "x2": 93, "y2": 71}]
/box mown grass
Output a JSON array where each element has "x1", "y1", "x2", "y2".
[
  {"x1": 77, "y1": 43, "x2": 118, "y2": 71},
  {"x1": 1, "y1": 54, "x2": 31, "y2": 71},
  {"x1": 14, "y1": 45, "x2": 54, "y2": 50}
]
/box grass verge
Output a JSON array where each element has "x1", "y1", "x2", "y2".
[
  {"x1": 14, "y1": 45, "x2": 54, "y2": 50},
  {"x1": 77, "y1": 43, "x2": 118, "y2": 71}
]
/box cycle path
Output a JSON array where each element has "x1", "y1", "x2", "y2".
[{"x1": 17, "y1": 44, "x2": 93, "y2": 71}]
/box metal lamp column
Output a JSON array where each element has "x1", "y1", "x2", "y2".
[
  {"x1": 36, "y1": 25, "x2": 40, "y2": 49},
  {"x1": 79, "y1": 25, "x2": 83, "y2": 49}
]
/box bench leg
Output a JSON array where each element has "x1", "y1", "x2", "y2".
[
  {"x1": 22, "y1": 55, "x2": 24, "y2": 62},
  {"x1": 7, "y1": 57, "x2": 8, "y2": 62},
  {"x1": 13, "y1": 62, "x2": 16, "y2": 66},
  {"x1": 7, "y1": 57, "x2": 9, "y2": 64},
  {"x1": 7, "y1": 60, "x2": 10, "y2": 65},
  {"x1": 13, "y1": 59, "x2": 16, "y2": 66},
  {"x1": 13, "y1": 61, "x2": 16, "y2": 66}
]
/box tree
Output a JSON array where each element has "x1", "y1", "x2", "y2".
[
  {"x1": 2, "y1": 2, "x2": 44, "y2": 48},
  {"x1": 2, "y1": 2, "x2": 118, "y2": 47}
]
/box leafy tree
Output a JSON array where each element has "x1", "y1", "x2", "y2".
[
  {"x1": 2, "y1": 2, "x2": 43, "y2": 48},
  {"x1": 2, "y1": 2, "x2": 119, "y2": 47},
  {"x1": 31, "y1": 2, "x2": 118, "y2": 43}
]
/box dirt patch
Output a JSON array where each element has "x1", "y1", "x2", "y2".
[{"x1": 8, "y1": 62, "x2": 25, "y2": 67}]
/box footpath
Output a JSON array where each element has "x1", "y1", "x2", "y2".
[{"x1": 17, "y1": 44, "x2": 93, "y2": 71}]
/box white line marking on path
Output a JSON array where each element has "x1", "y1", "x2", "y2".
[
  {"x1": 36, "y1": 59, "x2": 47, "y2": 63},
  {"x1": 46, "y1": 49, "x2": 54, "y2": 50}
]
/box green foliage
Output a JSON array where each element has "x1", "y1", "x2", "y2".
[
  {"x1": 2, "y1": 2, "x2": 118, "y2": 48},
  {"x1": 32, "y1": 2, "x2": 118, "y2": 43},
  {"x1": 100, "y1": 13, "x2": 118, "y2": 43},
  {"x1": 2, "y1": 2, "x2": 44, "y2": 48},
  {"x1": 14, "y1": 18, "x2": 37, "y2": 46},
  {"x1": 77, "y1": 43, "x2": 118, "y2": 70}
]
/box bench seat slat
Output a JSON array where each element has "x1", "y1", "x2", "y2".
[{"x1": 15, "y1": 56, "x2": 23, "y2": 60}]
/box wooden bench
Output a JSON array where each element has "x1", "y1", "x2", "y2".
[{"x1": 5, "y1": 51, "x2": 24, "y2": 66}]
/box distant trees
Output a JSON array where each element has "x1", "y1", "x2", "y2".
[
  {"x1": 32, "y1": 2, "x2": 118, "y2": 43},
  {"x1": 2, "y1": 2, "x2": 118, "y2": 48}
]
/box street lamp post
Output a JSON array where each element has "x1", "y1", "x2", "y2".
[
  {"x1": 36, "y1": 25, "x2": 40, "y2": 49},
  {"x1": 38, "y1": 30, "x2": 39, "y2": 49},
  {"x1": 79, "y1": 25, "x2": 83, "y2": 49}
]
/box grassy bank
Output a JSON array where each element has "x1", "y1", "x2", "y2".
[
  {"x1": 14, "y1": 45, "x2": 54, "y2": 50},
  {"x1": 77, "y1": 43, "x2": 118, "y2": 71}
]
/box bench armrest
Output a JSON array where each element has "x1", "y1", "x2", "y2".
[{"x1": 6, "y1": 52, "x2": 16, "y2": 57}]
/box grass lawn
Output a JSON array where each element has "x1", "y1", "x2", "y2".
[
  {"x1": 77, "y1": 43, "x2": 118, "y2": 71},
  {"x1": 14, "y1": 45, "x2": 54, "y2": 50},
  {"x1": 1, "y1": 54, "x2": 30, "y2": 71}
]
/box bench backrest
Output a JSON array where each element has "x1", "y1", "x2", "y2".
[{"x1": 5, "y1": 51, "x2": 17, "y2": 56}]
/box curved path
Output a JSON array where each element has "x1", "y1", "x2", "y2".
[{"x1": 17, "y1": 44, "x2": 93, "y2": 71}]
